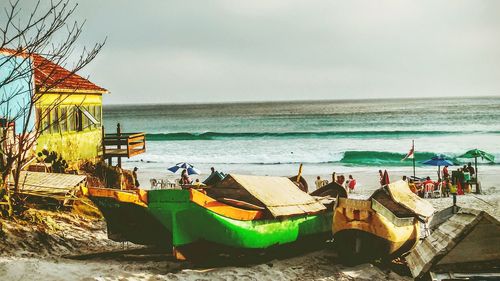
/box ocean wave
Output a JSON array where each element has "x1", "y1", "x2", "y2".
[
  {"x1": 146, "y1": 130, "x2": 500, "y2": 141},
  {"x1": 127, "y1": 149, "x2": 499, "y2": 166},
  {"x1": 340, "y1": 151, "x2": 441, "y2": 166}
]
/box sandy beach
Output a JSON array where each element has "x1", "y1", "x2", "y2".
[
  {"x1": 1, "y1": 173, "x2": 498, "y2": 281},
  {"x1": 1, "y1": 0, "x2": 499, "y2": 279}
]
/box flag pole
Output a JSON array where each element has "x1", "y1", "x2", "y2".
[{"x1": 412, "y1": 140, "x2": 416, "y2": 178}]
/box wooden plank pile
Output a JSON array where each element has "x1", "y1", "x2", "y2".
[{"x1": 13, "y1": 171, "x2": 87, "y2": 205}]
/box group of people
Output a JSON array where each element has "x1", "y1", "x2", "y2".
[
  {"x1": 315, "y1": 172, "x2": 357, "y2": 193},
  {"x1": 179, "y1": 167, "x2": 217, "y2": 186},
  {"x1": 405, "y1": 162, "x2": 477, "y2": 198},
  {"x1": 451, "y1": 163, "x2": 476, "y2": 194}
]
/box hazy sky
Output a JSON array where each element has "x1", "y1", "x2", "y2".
[{"x1": 16, "y1": 1, "x2": 500, "y2": 104}]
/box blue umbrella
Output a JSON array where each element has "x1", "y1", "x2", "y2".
[
  {"x1": 422, "y1": 155, "x2": 454, "y2": 180},
  {"x1": 422, "y1": 155, "x2": 454, "y2": 167},
  {"x1": 168, "y1": 162, "x2": 200, "y2": 175}
]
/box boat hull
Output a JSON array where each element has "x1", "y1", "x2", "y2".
[
  {"x1": 86, "y1": 188, "x2": 172, "y2": 247},
  {"x1": 87, "y1": 187, "x2": 333, "y2": 259},
  {"x1": 148, "y1": 189, "x2": 333, "y2": 250},
  {"x1": 332, "y1": 198, "x2": 419, "y2": 264}
]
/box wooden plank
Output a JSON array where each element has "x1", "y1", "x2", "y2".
[
  {"x1": 405, "y1": 209, "x2": 499, "y2": 278},
  {"x1": 128, "y1": 136, "x2": 145, "y2": 143},
  {"x1": 13, "y1": 171, "x2": 86, "y2": 201},
  {"x1": 438, "y1": 218, "x2": 500, "y2": 264},
  {"x1": 16, "y1": 171, "x2": 86, "y2": 189},
  {"x1": 128, "y1": 142, "x2": 145, "y2": 149},
  {"x1": 105, "y1": 132, "x2": 144, "y2": 137},
  {"x1": 129, "y1": 149, "x2": 146, "y2": 157},
  {"x1": 103, "y1": 140, "x2": 129, "y2": 146}
]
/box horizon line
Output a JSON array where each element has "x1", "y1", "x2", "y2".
[{"x1": 103, "y1": 94, "x2": 500, "y2": 107}]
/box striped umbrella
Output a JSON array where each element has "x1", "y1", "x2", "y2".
[{"x1": 167, "y1": 162, "x2": 200, "y2": 175}]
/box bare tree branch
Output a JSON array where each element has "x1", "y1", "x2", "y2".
[{"x1": 0, "y1": 0, "x2": 105, "y2": 215}]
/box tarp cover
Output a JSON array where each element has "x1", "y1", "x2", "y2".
[
  {"x1": 386, "y1": 180, "x2": 435, "y2": 218},
  {"x1": 216, "y1": 174, "x2": 326, "y2": 217}
]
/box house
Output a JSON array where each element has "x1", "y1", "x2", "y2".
[
  {"x1": 405, "y1": 207, "x2": 500, "y2": 280},
  {"x1": 1, "y1": 48, "x2": 108, "y2": 168}
]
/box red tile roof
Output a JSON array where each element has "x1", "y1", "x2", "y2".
[{"x1": 0, "y1": 48, "x2": 107, "y2": 93}]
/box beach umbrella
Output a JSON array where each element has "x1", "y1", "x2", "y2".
[
  {"x1": 167, "y1": 162, "x2": 200, "y2": 175},
  {"x1": 458, "y1": 149, "x2": 495, "y2": 183},
  {"x1": 422, "y1": 155, "x2": 454, "y2": 180}
]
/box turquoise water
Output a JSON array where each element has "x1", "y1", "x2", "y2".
[{"x1": 103, "y1": 97, "x2": 500, "y2": 174}]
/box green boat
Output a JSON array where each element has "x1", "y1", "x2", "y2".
[{"x1": 86, "y1": 174, "x2": 342, "y2": 260}]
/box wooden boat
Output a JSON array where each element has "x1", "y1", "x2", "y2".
[
  {"x1": 86, "y1": 174, "x2": 346, "y2": 260},
  {"x1": 83, "y1": 187, "x2": 172, "y2": 247},
  {"x1": 332, "y1": 180, "x2": 434, "y2": 264}
]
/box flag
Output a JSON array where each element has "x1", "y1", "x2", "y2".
[{"x1": 402, "y1": 144, "x2": 414, "y2": 161}]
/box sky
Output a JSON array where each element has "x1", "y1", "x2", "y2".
[{"x1": 10, "y1": 0, "x2": 500, "y2": 104}]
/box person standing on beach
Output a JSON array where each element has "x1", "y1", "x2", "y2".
[
  {"x1": 379, "y1": 170, "x2": 384, "y2": 187},
  {"x1": 347, "y1": 175, "x2": 356, "y2": 193},
  {"x1": 332, "y1": 172, "x2": 336, "y2": 183},
  {"x1": 133, "y1": 167, "x2": 140, "y2": 187},
  {"x1": 442, "y1": 166, "x2": 450, "y2": 181},
  {"x1": 210, "y1": 167, "x2": 216, "y2": 174},
  {"x1": 337, "y1": 175, "x2": 345, "y2": 186},
  {"x1": 181, "y1": 169, "x2": 191, "y2": 185},
  {"x1": 467, "y1": 162, "x2": 475, "y2": 180},
  {"x1": 315, "y1": 176, "x2": 323, "y2": 189}
]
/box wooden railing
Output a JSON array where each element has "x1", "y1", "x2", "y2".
[
  {"x1": 102, "y1": 123, "x2": 146, "y2": 167},
  {"x1": 103, "y1": 132, "x2": 146, "y2": 158}
]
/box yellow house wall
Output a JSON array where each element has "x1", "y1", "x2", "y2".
[
  {"x1": 35, "y1": 92, "x2": 104, "y2": 168},
  {"x1": 36, "y1": 129, "x2": 102, "y2": 167}
]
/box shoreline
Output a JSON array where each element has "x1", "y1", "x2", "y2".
[{"x1": 129, "y1": 163, "x2": 500, "y2": 196}]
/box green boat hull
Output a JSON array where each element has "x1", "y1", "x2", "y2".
[{"x1": 147, "y1": 189, "x2": 333, "y2": 249}]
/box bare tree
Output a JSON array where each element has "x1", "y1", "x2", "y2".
[{"x1": 0, "y1": 0, "x2": 105, "y2": 216}]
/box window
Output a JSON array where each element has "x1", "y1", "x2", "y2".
[
  {"x1": 51, "y1": 106, "x2": 59, "y2": 133},
  {"x1": 60, "y1": 107, "x2": 68, "y2": 133},
  {"x1": 63, "y1": 105, "x2": 101, "y2": 132},
  {"x1": 68, "y1": 106, "x2": 76, "y2": 131},
  {"x1": 41, "y1": 107, "x2": 51, "y2": 134},
  {"x1": 95, "y1": 105, "x2": 102, "y2": 125},
  {"x1": 76, "y1": 107, "x2": 83, "y2": 132},
  {"x1": 90, "y1": 106, "x2": 97, "y2": 128}
]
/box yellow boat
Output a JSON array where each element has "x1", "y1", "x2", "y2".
[{"x1": 332, "y1": 180, "x2": 434, "y2": 264}]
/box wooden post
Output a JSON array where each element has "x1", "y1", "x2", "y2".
[
  {"x1": 102, "y1": 125, "x2": 106, "y2": 160},
  {"x1": 117, "y1": 123, "x2": 122, "y2": 168}
]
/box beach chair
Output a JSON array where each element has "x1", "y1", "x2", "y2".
[
  {"x1": 433, "y1": 182, "x2": 442, "y2": 198},
  {"x1": 424, "y1": 183, "x2": 434, "y2": 198}
]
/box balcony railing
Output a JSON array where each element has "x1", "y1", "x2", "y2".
[{"x1": 103, "y1": 132, "x2": 146, "y2": 158}]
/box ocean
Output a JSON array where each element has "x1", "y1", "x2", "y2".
[{"x1": 103, "y1": 97, "x2": 500, "y2": 178}]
